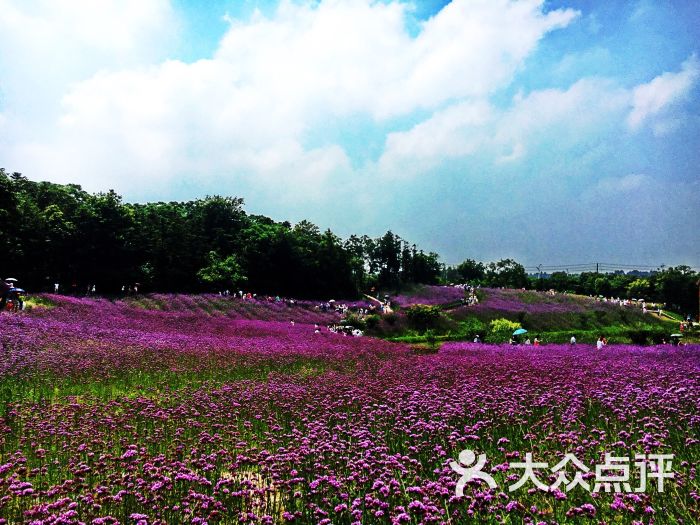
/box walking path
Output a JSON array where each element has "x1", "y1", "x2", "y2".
[{"x1": 364, "y1": 294, "x2": 393, "y2": 313}]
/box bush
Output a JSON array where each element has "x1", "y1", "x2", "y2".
[
  {"x1": 628, "y1": 328, "x2": 667, "y2": 345},
  {"x1": 23, "y1": 295, "x2": 56, "y2": 310},
  {"x1": 424, "y1": 329, "x2": 438, "y2": 349},
  {"x1": 485, "y1": 318, "x2": 522, "y2": 343},
  {"x1": 405, "y1": 304, "x2": 443, "y2": 333},
  {"x1": 649, "y1": 330, "x2": 667, "y2": 344},
  {"x1": 341, "y1": 313, "x2": 366, "y2": 330},
  {"x1": 459, "y1": 317, "x2": 487, "y2": 340},
  {"x1": 627, "y1": 329, "x2": 647, "y2": 345},
  {"x1": 383, "y1": 312, "x2": 397, "y2": 326},
  {"x1": 364, "y1": 314, "x2": 381, "y2": 329}
]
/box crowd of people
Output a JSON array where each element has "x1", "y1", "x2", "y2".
[
  {"x1": 594, "y1": 295, "x2": 666, "y2": 315},
  {"x1": 325, "y1": 323, "x2": 363, "y2": 337},
  {"x1": 459, "y1": 285, "x2": 480, "y2": 306}
]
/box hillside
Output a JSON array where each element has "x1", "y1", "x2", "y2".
[
  {"x1": 19, "y1": 287, "x2": 687, "y2": 346},
  {"x1": 370, "y1": 286, "x2": 683, "y2": 344}
]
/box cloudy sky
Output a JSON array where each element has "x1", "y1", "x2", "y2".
[{"x1": 1, "y1": 0, "x2": 698, "y2": 268}]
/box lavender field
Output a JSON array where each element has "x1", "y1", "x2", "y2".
[{"x1": 0, "y1": 296, "x2": 698, "y2": 524}]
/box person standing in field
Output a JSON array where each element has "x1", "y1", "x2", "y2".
[{"x1": 597, "y1": 337, "x2": 604, "y2": 350}]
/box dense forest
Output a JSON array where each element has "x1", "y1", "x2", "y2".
[
  {"x1": 0, "y1": 169, "x2": 441, "y2": 298},
  {"x1": 1, "y1": 169, "x2": 697, "y2": 315}
]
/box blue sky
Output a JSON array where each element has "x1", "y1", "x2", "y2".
[{"x1": 0, "y1": 0, "x2": 698, "y2": 268}]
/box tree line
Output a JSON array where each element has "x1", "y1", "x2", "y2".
[
  {"x1": 444, "y1": 259, "x2": 698, "y2": 317},
  {"x1": 0, "y1": 170, "x2": 441, "y2": 298},
  {"x1": 2, "y1": 169, "x2": 696, "y2": 314}
]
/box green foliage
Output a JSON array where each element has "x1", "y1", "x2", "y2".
[
  {"x1": 424, "y1": 329, "x2": 438, "y2": 349},
  {"x1": 594, "y1": 277, "x2": 611, "y2": 296},
  {"x1": 485, "y1": 259, "x2": 528, "y2": 288},
  {"x1": 364, "y1": 314, "x2": 381, "y2": 329},
  {"x1": 486, "y1": 318, "x2": 522, "y2": 343},
  {"x1": 196, "y1": 251, "x2": 247, "y2": 290},
  {"x1": 547, "y1": 272, "x2": 574, "y2": 292},
  {"x1": 0, "y1": 169, "x2": 443, "y2": 297},
  {"x1": 405, "y1": 304, "x2": 443, "y2": 333},
  {"x1": 23, "y1": 296, "x2": 56, "y2": 310},
  {"x1": 626, "y1": 327, "x2": 667, "y2": 345},
  {"x1": 341, "y1": 313, "x2": 366, "y2": 330},
  {"x1": 627, "y1": 329, "x2": 650, "y2": 345},
  {"x1": 534, "y1": 268, "x2": 698, "y2": 318},
  {"x1": 2, "y1": 168, "x2": 696, "y2": 314},
  {"x1": 655, "y1": 266, "x2": 697, "y2": 314},
  {"x1": 455, "y1": 259, "x2": 485, "y2": 283},
  {"x1": 383, "y1": 312, "x2": 398, "y2": 326},
  {"x1": 458, "y1": 317, "x2": 486, "y2": 340}
]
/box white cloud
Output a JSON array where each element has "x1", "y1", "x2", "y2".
[
  {"x1": 378, "y1": 77, "x2": 629, "y2": 177},
  {"x1": 379, "y1": 100, "x2": 492, "y2": 175},
  {"x1": 0, "y1": 0, "x2": 697, "y2": 267},
  {"x1": 378, "y1": 50, "x2": 700, "y2": 180},
  {"x1": 594, "y1": 173, "x2": 651, "y2": 194},
  {"x1": 627, "y1": 54, "x2": 699, "y2": 133},
  {"x1": 213, "y1": 0, "x2": 577, "y2": 120},
  {"x1": 0, "y1": 0, "x2": 579, "y2": 197},
  {"x1": 0, "y1": 0, "x2": 176, "y2": 109}
]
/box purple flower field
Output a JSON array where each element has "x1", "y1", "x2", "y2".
[
  {"x1": 0, "y1": 296, "x2": 698, "y2": 524},
  {"x1": 392, "y1": 286, "x2": 466, "y2": 306},
  {"x1": 392, "y1": 286, "x2": 625, "y2": 314},
  {"x1": 475, "y1": 289, "x2": 611, "y2": 314}
]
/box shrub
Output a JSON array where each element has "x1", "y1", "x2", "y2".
[
  {"x1": 24, "y1": 296, "x2": 57, "y2": 310},
  {"x1": 459, "y1": 317, "x2": 486, "y2": 340},
  {"x1": 626, "y1": 327, "x2": 667, "y2": 345},
  {"x1": 649, "y1": 330, "x2": 667, "y2": 344},
  {"x1": 627, "y1": 329, "x2": 647, "y2": 345},
  {"x1": 486, "y1": 318, "x2": 522, "y2": 343},
  {"x1": 405, "y1": 304, "x2": 443, "y2": 333},
  {"x1": 383, "y1": 312, "x2": 397, "y2": 326},
  {"x1": 364, "y1": 314, "x2": 381, "y2": 329},
  {"x1": 341, "y1": 313, "x2": 366, "y2": 330},
  {"x1": 424, "y1": 329, "x2": 438, "y2": 349}
]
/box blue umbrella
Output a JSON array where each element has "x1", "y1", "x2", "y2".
[{"x1": 513, "y1": 328, "x2": 528, "y2": 336}]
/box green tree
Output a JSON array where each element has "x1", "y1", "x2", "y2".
[
  {"x1": 0, "y1": 167, "x2": 448, "y2": 297},
  {"x1": 548, "y1": 271, "x2": 573, "y2": 292},
  {"x1": 652, "y1": 266, "x2": 697, "y2": 314},
  {"x1": 456, "y1": 258, "x2": 485, "y2": 283},
  {"x1": 486, "y1": 318, "x2": 522, "y2": 343},
  {"x1": 197, "y1": 251, "x2": 247, "y2": 290},
  {"x1": 485, "y1": 259, "x2": 527, "y2": 288},
  {"x1": 627, "y1": 278, "x2": 651, "y2": 300},
  {"x1": 594, "y1": 277, "x2": 611, "y2": 297},
  {"x1": 405, "y1": 304, "x2": 443, "y2": 333}
]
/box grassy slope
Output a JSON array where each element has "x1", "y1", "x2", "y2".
[{"x1": 370, "y1": 287, "x2": 683, "y2": 344}]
